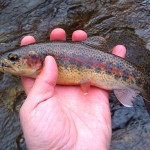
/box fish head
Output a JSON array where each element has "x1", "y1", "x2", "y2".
[{"x1": 0, "y1": 49, "x2": 42, "y2": 78}]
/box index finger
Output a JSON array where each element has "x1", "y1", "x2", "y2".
[{"x1": 20, "y1": 35, "x2": 36, "y2": 94}]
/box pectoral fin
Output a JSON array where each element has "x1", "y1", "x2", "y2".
[
  {"x1": 114, "y1": 88, "x2": 140, "y2": 107},
  {"x1": 27, "y1": 51, "x2": 42, "y2": 68}
]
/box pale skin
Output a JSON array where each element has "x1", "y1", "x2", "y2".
[{"x1": 20, "y1": 28, "x2": 126, "y2": 150}]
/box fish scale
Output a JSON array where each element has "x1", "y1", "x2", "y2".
[{"x1": 0, "y1": 37, "x2": 150, "y2": 115}]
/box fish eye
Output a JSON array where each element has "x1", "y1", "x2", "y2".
[{"x1": 8, "y1": 53, "x2": 19, "y2": 61}]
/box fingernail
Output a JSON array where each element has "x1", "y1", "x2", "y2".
[
  {"x1": 50, "y1": 28, "x2": 66, "y2": 41},
  {"x1": 21, "y1": 36, "x2": 36, "y2": 46}
]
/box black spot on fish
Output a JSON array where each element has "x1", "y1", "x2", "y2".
[
  {"x1": 105, "y1": 64, "x2": 112, "y2": 75},
  {"x1": 114, "y1": 74, "x2": 121, "y2": 79},
  {"x1": 86, "y1": 64, "x2": 91, "y2": 69},
  {"x1": 95, "y1": 68, "x2": 101, "y2": 73},
  {"x1": 76, "y1": 62, "x2": 82, "y2": 70},
  {"x1": 105, "y1": 67, "x2": 112, "y2": 75},
  {"x1": 122, "y1": 71, "x2": 129, "y2": 81},
  {"x1": 63, "y1": 63, "x2": 68, "y2": 69},
  {"x1": 61, "y1": 60, "x2": 69, "y2": 69},
  {"x1": 116, "y1": 63, "x2": 123, "y2": 70},
  {"x1": 76, "y1": 62, "x2": 82, "y2": 68},
  {"x1": 106, "y1": 70, "x2": 111, "y2": 75},
  {"x1": 57, "y1": 59, "x2": 64, "y2": 65},
  {"x1": 136, "y1": 79, "x2": 142, "y2": 86},
  {"x1": 96, "y1": 58, "x2": 103, "y2": 63},
  {"x1": 69, "y1": 59, "x2": 75, "y2": 65},
  {"x1": 107, "y1": 62, "x2": 113, "y2": 67}
]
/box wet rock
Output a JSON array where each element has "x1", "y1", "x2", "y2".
[
  {"x1": 0, "y1": 103, "x2": 22, "y2": 149},
  {"x1": 0, "y1": 74, "x2": 25, "y2": 111},
  {"x1": 111, "y1": 119, "x2": 150, "y2": 150}
]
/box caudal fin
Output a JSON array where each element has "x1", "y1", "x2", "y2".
[{"x1": 114, "y1": 87, "x2": 150, "y2": 116}]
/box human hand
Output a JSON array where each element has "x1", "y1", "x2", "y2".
[{"x1": 20, "y1": 28, "x2": 126, "y2": 150}]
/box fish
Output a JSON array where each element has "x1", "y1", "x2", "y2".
[{"x1": 0, "y1": 36, "x2": 150, "y2": 115}]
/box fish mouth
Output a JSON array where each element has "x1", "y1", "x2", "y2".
[
  {"x1": 0, "y1": 58, "x2": 39, "y2": 77},
  {"x1": 1, "y1": 62, "x2": 11, "y2": 68},
  {"x1": 0, "y1": 59, "x2": 16, "y2": 72}
]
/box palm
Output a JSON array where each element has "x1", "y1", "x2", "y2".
[
  {"x1": 25, "y1": 86, "x2": 111, "y2": 149},
  {"x1": 20, "y1": 29, "x2": 126, "y2": 149}
]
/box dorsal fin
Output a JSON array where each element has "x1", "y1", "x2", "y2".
[{"x1": 82, "y1": 36, "x2": 109, "y2": 51}]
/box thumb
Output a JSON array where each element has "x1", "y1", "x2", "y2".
[{"x1": 24, "y1": 56, "x2": 58, "y2": 110}]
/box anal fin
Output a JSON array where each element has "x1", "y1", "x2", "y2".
[
  {"x1": 114, "y1": 88, "x2": 140, "y2": 107},
  {"x1": 80, "y1": 80, "x2": 91, "y2": 94}
]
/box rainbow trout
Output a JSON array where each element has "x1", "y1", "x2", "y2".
[{"x1": 0, "y1": 37, "x2": 150, "y2": 114}]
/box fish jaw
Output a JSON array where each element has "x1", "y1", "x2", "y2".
[
  {"x1": 0, "y1": 57, "x2": 41, "y2": 78},
  {"x1": 0, "y1": 49, "x2": 43, "y2": 77}
]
